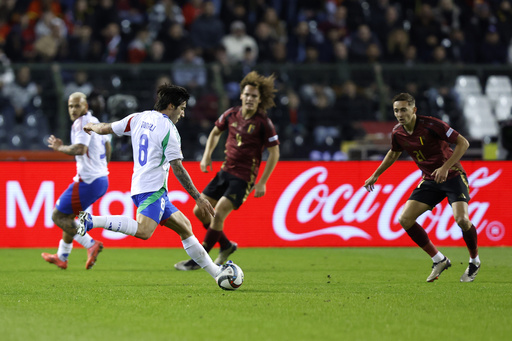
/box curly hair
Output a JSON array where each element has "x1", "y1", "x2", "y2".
[{"x1": 239, "y1": 71, "x2": 277, "y2": 112}]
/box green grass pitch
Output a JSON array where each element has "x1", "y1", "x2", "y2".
[{"x1": 1, "y1": 247, "x2": 511, "y2": 341}]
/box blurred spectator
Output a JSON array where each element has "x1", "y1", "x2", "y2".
[
  {"x1": 410, "y1": 3, "x2": 444, "y2": 62},
  {"x1": 127, "y1": 26, "x2": 151, "y2": 64},
  {"x1": 220, "y1": 0, "x2": 251, "y2": 33},
  {"x1": 2, "y1": 65, "x2": 41, "y2": 123},
  {"x1": 182, "y1": 0, "x2": 203, "y2": 29},
  {"x1": 495, "y1": 0, "x2": 512, "y2": 45},
  {"x1": 88, "y1": 90, "x2": 109, "y2": 122},
  {"x1": 347, "y1": 24, "x2": 382, "y2": 62},
  {"x1": 101, "y1": 22, "x2": 126, "y2": 63},
  {"x1": 158, "y1": 22, "x2": 188, "y2": 62},
  {"x1": 89, "y1": 0, "x2": 119, "y2": 39},
  {"x1": 172, "y1": 46, "x2": 207, "y2": 94},
  {"x1": 372, "y1": 4, "x2": 403, "y2": 52},
  {"x1": 447, "y1": 28, "x2": 476, "y2": 64},
  {"x1": 318, "y1": 26, "x2": 344, "y2": 62},
  {"x1": 147, "y1": 0, "x2": 185, "y2": 40},
  {"x1": 189, "y1": 0, "x2": 224, "y2": 62},
  {"x1": 145, "y1": 40, "x2": 166, "y2": 63},
  {"x1": 384, "y1": 28, "x2": 409, "y2": 63},
  {"x1": 268, "y1": 41, "x2": 286, "y2": 64},
  {"x1": 478, "y1": 25, "x2": 508, "y2": 64},
  {"x1": 254, "y1": 21, "x2": 277, "y2": 63},
  {"x1": 431, "y1": 45, "x2": 450, "y2": 64},
  {"x1": 261, "y1": 7, "x2": 287, "y2": 44},
  {"x1": 221, "y1": 20, "x2": 258, "y2": 64},
  {"x1": 63, "y1": 70, "x2": 93, "y2": 100},
  {"x1": 287, "y1": 20, "x2": 318, "y2": 63},
  {"x1": 432, "y1": 0, "x2": 462, "y2": 35}
]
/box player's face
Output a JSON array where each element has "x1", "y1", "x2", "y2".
[
  {"x1": 68, "y1": 97, "x2": 88, "y2": 122},
  {"x1": 169, "y1": 101, "x2": 187, "y2": 124},
  {"x1": 240, "y1": 85, "x2": 261, "y2": 114},
  {"x1": 393, "y1": 100, "x2": 416, "y2": 127}
]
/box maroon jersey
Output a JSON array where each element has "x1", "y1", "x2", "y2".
[
  {"x1": 215, "y1": 106, "x2": 279, "y2": 182},
  {"x1": 391, "y1": 115, "x2": 465, "y2": 180}
]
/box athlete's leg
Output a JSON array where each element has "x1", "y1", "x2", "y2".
[{"x1": 165, "y1": 211, "x2": 219, "y2": 278}]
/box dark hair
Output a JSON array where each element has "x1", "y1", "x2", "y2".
[
  {"x1": 240, "y1": 71, "x2": 277, "y2": 111},
  {"x1": 392, "y1": 92, "x2": 415, "y2": 107},
  {"x1": 154, "y1": 84, "x2": 190, "y2": 111}
]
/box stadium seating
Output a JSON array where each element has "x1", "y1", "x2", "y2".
[{"x1": 462, "y1": 95, "x2": 499, "y2": 140}]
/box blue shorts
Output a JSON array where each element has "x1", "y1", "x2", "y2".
[
  {"x1": 56, "y1": 176, "x2": 109, "y2": 215},
  {"x1": 132, "y1": 188, "x2": 178, "y2": 225}
]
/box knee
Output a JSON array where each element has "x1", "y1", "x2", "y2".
[
  {"x1": 136, "y1": 225, "x2": 154, "y2": 240},
  {"x1": 398, "y1": 215, "x2": 415, "y2": 229},
  {"x1": 456, "y1": 216, "x2": 472, "y2": 231}
]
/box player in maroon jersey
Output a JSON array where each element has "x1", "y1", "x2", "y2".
[
  {"x1": 174, "y1": 71, "x2": 280, "y2": 271},
  {"x1": 364, "y1": 92, "x2": 480, "y2": 282}
]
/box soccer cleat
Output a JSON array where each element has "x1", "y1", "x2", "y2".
[
  {"x1": 77, "y1": 211, "x2": 93, "y2": 237},
  {"x1": 41, "y1": 253, "x2": 68, "y2": 270},
  {"x1": 85, "y1": 241, "x2": 104, "y2": 270},
  {"x1": 214, "y1": 242, "x2": 238, "y2": 265},
  {"x1": 460, "y1": 263, "x2": 480, "y2": 282},
  {"x1": 426, "y1": 257, "x2": 451, "y2": 282},
  {"x1": 174, "y1": 259, "x2": 201, "y2": 271}
]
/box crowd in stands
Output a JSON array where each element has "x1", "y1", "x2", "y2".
[{"x1": 1, "y1": 0, "x2": 512, "y2": 159}]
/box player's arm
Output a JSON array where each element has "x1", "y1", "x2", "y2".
[
  {"x1": 364, "y1": 149, "x2": 401, "y2": 192},
  {"x1": 254, "y1": 145, "x2": 280, "y2": 198},
  {"x1": 170, "y1": 159, "x2": 216, "y2": 217},
  {"x1": 431, "y1": 134, "x2": 469, "y2": 183},
  {"x1": 105, "y1": 139, "x2": 112, "y2": 164},
  {"x1": 47, "y1": 135, "x2": 87, "y2": 155},
  {"x1": 83, "y1": 122, "x2": 113, "y2": 135},
  {"x1": 200, "y1": 126, "x2": 223, "y2": 172}
]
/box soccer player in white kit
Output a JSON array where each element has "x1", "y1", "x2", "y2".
[
  {"x1": 77, "y1": 84, "x2": 221, "y2": 280},
  {"x1": 42, "y1": 92, "x2": 111, "y2": 270}
]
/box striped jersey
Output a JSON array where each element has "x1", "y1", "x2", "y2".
[
  {"x1": 111, "y1": 110, "x2": 183, "y2": 195},
  {"x1": 72, "y1": 111, "x2": 109, "y2": 184}
]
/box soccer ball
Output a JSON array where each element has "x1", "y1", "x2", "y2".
[{"x1": 215, "y1": 261, "x2": 244, "y2": 290}]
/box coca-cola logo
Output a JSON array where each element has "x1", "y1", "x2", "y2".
[{"x1": 273, "y1": 166, "x2": 503, "y2": 242}]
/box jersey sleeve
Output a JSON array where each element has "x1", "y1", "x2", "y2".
[
  {"x1": 263, "y1": 117, "x2": 280, "y2": 148},
  {"x1": 74, "y1": 116, "x2": 92, "y2": 146},
  {"x1": 111, "y1": 113, "x2": 137, "y2": 137},
  {"x1": 164, "y1": 123, "x2": 184, "y2": 162},
  {"x1": 215, "y1": 108, "x2": 234, "y2": 131},
  {"x1": 429, "y1": 119, "x2": 459, "y2": 144}
]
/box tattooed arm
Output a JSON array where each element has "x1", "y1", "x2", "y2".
[
  {"x1": 83, "y1": 122, "x2": 113, "y2": 135},
  {"x1": 47, "y1": 135, "x2": 87, "y2": 155},
  {"x1": 170, "y1": 159, "x2": 215, "y2": 217}
]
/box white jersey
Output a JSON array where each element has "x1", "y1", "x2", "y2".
[
  {"x1": 111, "y1": 110, "x2": 183, "y2": 195},
  {"x1": 72, "y1": 111, "x2": 109, "y2": 184}
]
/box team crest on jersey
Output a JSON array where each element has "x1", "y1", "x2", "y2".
[{"x1": 247, "y1": 124, "x2": 255, "y2": 134}]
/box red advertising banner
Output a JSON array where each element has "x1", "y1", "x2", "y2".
[{"x1": 0, "y1": 161, "x2": 510, "y2": 247}]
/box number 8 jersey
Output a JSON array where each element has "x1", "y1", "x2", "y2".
[{"x1": 112, "y1": 110, "x2": 183, "y2": 195}]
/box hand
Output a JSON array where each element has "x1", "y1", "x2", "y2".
[
  {"x1": 47, "y1": 135, "x2": 63, "y2": 151},
  {"x1": 83, "y1": 123, "x2": 94, "y2": 135},
  {"x1": 199, "y1": 157, "x2": 212, "y2": 173},
  {"x1": 195, "y1": 196, "x2": 215, "y2": 218},
  {"x1": 253, "y1": 183, "x2": 266, "y2": 198},
  {"x1": 431, "y1": 167, "x2": 448, "y2": 184},
  {"x1": 364, "y1": 175, "x2": 378, "y2": 192}
]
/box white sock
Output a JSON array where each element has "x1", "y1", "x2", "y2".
[
  {"x1": 92, "y1": 216, "x2": 107, "y2": 228},
  {"x1": 182, "y1": 235, "x2": 220, "y2": 278},
  {"x1": 432, "y1": 252, "x2": 445, "y2": 263},
  {"x1": 103, "y1": 216, "x2": 138, "y2": 236},
  {"x1": 73, "y1": 233, "x2": 95, "y2": 249},
  {"x1": 470, "y1": 256, "x2": 481, "y2": 266},
  {"x1": 57, "y1": 239, "x2": 73, "y2": 261}
]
